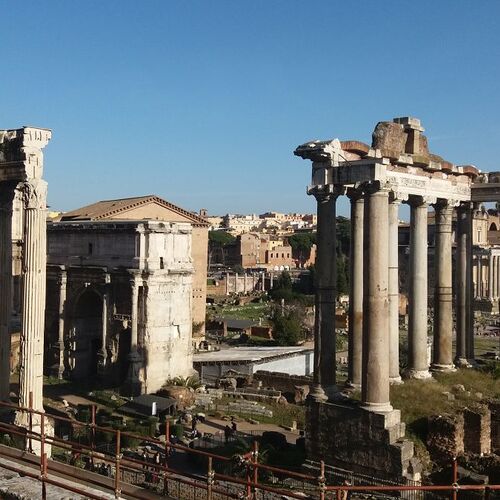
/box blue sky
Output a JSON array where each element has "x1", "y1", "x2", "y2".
[{"x1": 2, "y1": 1, "x2": 499, "y2": 217}]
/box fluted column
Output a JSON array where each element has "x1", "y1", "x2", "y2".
[
  {"x1": 431, "y1": 201, "x2": 455, "y2": 372},
  {"x1": 388, "y1": 195, "x2": 402, "y2": 384},
  {"x1": 0, "y1": 183, "x2": 16, "y2": 401},
  {"x1": 310, "y1": 189, "x2": 340, "y2": 401},
  {"x1": 346, "y1": 189, "x2": 363, "y2": 388},
  {"x1": 406, "y1": 196, "x2": 431, "y2": 379},
  {"x1": 18, "y1": 179, "x2": 48, "y2": 414},
  {"x1": 125, "y1": 276, "x2": 142, "y2": 395},
  {"x1": 54, "y1": 270, "x2": 67, "y2": 379},
  {"x1": 361, "y1": 186, "x2": 392, "y2": 412},
  {"x1": 455, "y1": 202, "x2": 471, "y2": 366}
]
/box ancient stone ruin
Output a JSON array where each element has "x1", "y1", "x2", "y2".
[
  {"x1": 295, "y1": 117, "x2": 500, "y2": 480},
  {"x1": 0, "y1": 127, "x2": 51, "y2": 435}
]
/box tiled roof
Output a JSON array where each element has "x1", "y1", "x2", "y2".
[{"x1": 60, "y1": 195, "x2": 208, "y2": 226}]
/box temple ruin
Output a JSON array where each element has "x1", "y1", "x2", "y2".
[
  {"x1": 0, "y1": 127, "x2": 51, "y2": 426},
  {"x1": 295, "y1": 117, "x2": 500, "y2": 480}
]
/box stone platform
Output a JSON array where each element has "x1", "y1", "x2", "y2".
[{"x1": 306, "y1": 398, "x2": 421, "y2": 481}]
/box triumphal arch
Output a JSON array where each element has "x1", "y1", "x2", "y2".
[
  {"x1": 0, "y1": 127, "x2": 51, "y2": 421},
  {"x1": 295, "y1": 117, "x2": 491, "y2": 480}
]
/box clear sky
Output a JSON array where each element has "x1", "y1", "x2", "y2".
[{"x1": 2, "y1": 1, "x2": 499, "y2": 217}]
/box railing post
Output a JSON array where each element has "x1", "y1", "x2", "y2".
[
  {"x1": 318, "y1": 460, "x2": 326, "y2": 500},
  {"x1": 28, "y1": 391, "x2": 33, "y2": 453},
  {"x1": 114, "y1": 429, "x2": 121, "y2": 499},
  {"x1": 207, "y1": 456, "x2": 214, "y2": 500},
  {"x1": 39, "y1": 410, "x2": 46, "y2": 500},
  {"x1": 90, "y1": 404, "x2": 96, "y2": 469},
  {"x1": 252, "y1": 440, "x2": 259, "y2": 498},
  {"x1": 163, "y1": 418, "x2": 170, "y2": 496},
  {"x1": 452, "y1": 457, "x2": 458, "y2": 500}
]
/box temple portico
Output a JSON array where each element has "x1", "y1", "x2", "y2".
[{"x1": 295, "y1": 117, "x2": 480, "y2": 480}]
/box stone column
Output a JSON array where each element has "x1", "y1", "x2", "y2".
[
  {"x1": 310, "y1": 189, "x2": 339, "y2": 401},
  {"x1": 455, "y1": 202, "x2": 471, "y2": 366},
  {"x1": 361, "y1": 186, "x2": 392, "y2": 412},
  {"x1": 466, "y1": 205, "x2": 475, "y2": 362},
  {"x1": 18, "y1": 179, "x2": 48, "y2": 414},
  {"x1": 477, "y1": 256, "x2": 482, "y2": 298},
  {"x1": 431, "y1": 201, "x2": 455, "y2": 372},
  {"x1": 97, "y1": 274, "x2": 110, "y2": 375},
  {"x1": 125, "y1": 276, "x2": 142, "y2": 395},
  {"x1": 0, "y1": 183, "x2": 16, "y2": 401},
  {"x1": 346, "y1": 190, "x2": 363, "y2": 388},
  {"x1": 406, "y1": 196, "x2": 431, "y2": 379},
  {"x1": 53, "y1": 269, "x2": 67, "y2": 379},
  {"x1": 388, "y1": 195, "x2": 402, "y2": 384},
  {"x1": 489, "y1": 253, "x2": 494, "y2": 300}
]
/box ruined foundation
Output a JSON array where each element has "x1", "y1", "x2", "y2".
[{"x1": 306, "y1": 399, "x2": 421, "y2": 481}]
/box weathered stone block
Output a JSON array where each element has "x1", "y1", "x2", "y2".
[
  {"x1": 371, "y1": 122, "x2": 407, "y2": 159},
  {"x1": 488, "y1": 399, "x2": 500, "y2": 453},
  {"x1": 305, "y1": 399, "x2": 420, "y2": 481},
  {"x1": 427, "y1": 413, "x2": 464, "y2": 464},
  {"x1": 463, "y1": 404, "x2": 491, "y2": 455}
]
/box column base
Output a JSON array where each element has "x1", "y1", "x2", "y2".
[
  {"x1": 404, "y1": 369, "x2": 432, "y2": 380},
  {"x1": 430, "y1": 363, "x2": 456, "y2": 373},
  {"x1": 389, "y1": 376, "x2": 404, "y2": 385},
  {"x1": 360, "y1": 401, "x2": 393, "y2": 413},
  {"x1": 344, "y1": 380, "x2": 361, "y2": 390},
  {"x1": 454, "y1": 357, "x2": 472, "y2": 368},
  {"x1": 307, "y1": 384, "x2": 328, "y2": 403},
  {"x1": 49, "y1": 363, "x2": 65, "y2": 380}
]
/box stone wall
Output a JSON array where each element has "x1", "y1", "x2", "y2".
[
  {"x1": 253, "y1": 370, "x2": 311, "y2": 395},
  {"x1": 427, "y1": 414, "x2": 464, "y2": 464}
]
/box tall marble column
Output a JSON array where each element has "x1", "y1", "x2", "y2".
[
  {"x1": 125, "y1": 276, "x2": 142, "y2": 395},
  {"x1": 361, "y1": 186, "x2": 392, "y2": 412},
  {"x1": 455, "y1": 202, "x2": 470, "y2": 366},
  {"x1": 18, "y1": 179, "x2": 48, "y2": 414},
  {"x1": 310, "y1": 189, "x2": 339, "y2": 401},
  {"x1": 0, "y1": 183, "x2": 16, "y2": 401},
  {"x1": 53, "y1": 269, "x2": 67, "y2": 379},
  {"x1": 488, "y1": 253, "x2": 494, "y2": 300},
  {"x1": 431, "y1": 201, "x2": 455, "y2": 372},
  {"x1": 346, "y1": 189, "x2": 363, "y2": 388},
  {"x1": 466, "y1": 205, "x2": 475, "y2": 362},
  {"x1": 406, "y1": 196, "x2": 431, "y2": 379},
  {"x1": 388, "y1": 195, "x2": 402, "y2": 384}
]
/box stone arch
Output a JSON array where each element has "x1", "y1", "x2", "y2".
[
  {"x1": 69, "y1": 288, "x2": 103, "y2": 382},
  {"x1": 489, "y1": 222, "x2": 498, "y2": 231}
]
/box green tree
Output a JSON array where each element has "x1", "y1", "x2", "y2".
[
  {"x1": 208, "y1": 231, "x2": 236, "y2": 246},
  {"x1": 336, "y1": 256, "x2": 349, "y2": 294},
  {"x1": 271, "y1": 310, "x2": 303, "y2": 346}
]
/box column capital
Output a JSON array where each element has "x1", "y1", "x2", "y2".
[
  {"x1": 309, "y1": 184, "x2": 345, "y2": 203},
  {"x1": 433, "y1": 198, "x2": 460, "y2": 210},
  {"x1": 20, "y1": 179, "x2": 47, "y2": 210},
  {"x1": 346, "y1": 185, "x2": 365, "y2": 201},
  {"x1": 388, "y1": 191, "x2": 406, "y2": 205},
  {"x1": 407, "y1": 194, "x2": 435, "y2": 207}
]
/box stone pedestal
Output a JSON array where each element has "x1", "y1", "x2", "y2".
[
  {"x1": 305, "y1": 399, "x2": 421, "y2": 481},
  {"x1": 406, "y1": 197, "x2": 431, "y2": 379},
  {"x1": 431, "y1": 202, "x2": 455, "y2": 372},
  {"x1": 362, "y1": 188, "x2": 392, "y2": 412},
  {"x1": 346, "y1": 191, "x2": 363, "y2": 388}
]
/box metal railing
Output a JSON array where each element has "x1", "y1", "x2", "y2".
[{"x1": 0, "y1": 396, "x2": 498, "y2": 499}]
